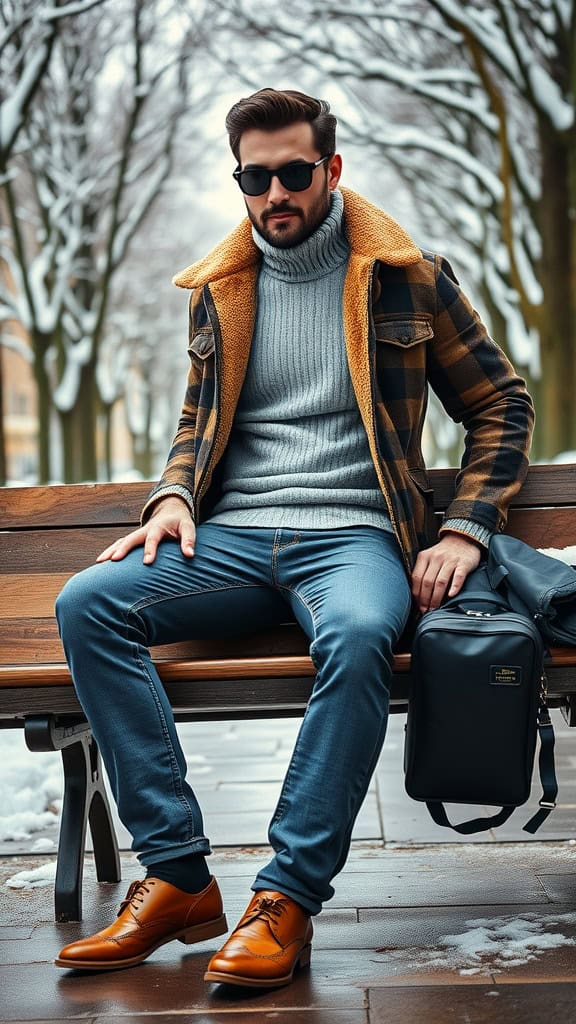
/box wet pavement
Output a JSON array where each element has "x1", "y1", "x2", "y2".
[
  {"x1": 1, "y1": 711, "x2": 576, "y2": 1020},
  {"x1": 2, "y1": 843, "x2": 576, "y2": 1021}
]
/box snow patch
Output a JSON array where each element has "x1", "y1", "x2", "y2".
[
  {"x1": 376, "y1": 910, "x2": 576, "y2": 975},
  {"x1": 6, "y1": 861, "x2": 57, "y2": 890},
  {"x1": 528, "y1": 64, "x2": 574, "y2": 131},
  {"x1": 538, "y1": 545, "x2": 576, "y2": 567},
  {"x1": 0, "y1": 732, "x2": 62, "y2": 842}
]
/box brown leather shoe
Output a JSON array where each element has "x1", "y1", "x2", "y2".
[
  {"x1": 55, "y1": 876, "x2": 227, "y2": 971},
  {"x1": 204, "y1": 889, "x2": 313, "y2": 988}
]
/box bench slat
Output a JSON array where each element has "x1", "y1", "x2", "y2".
[
  {"x1": 0, "y1": 465, "x2": 575, "y2": 531},
  {"x1": 505, "y1": 507, "x2": 576, "y2": 549},
  {"x1": 0, "y1": 529, "x2": 135, "y2": 572},
  {"x1": 0, "y1": 483, "x2": 151, "y2": 529},
  {"x1": 1, "y1": 647, "x2": 574, "y2": 690},
  {"x1": 1, "y1": 659, "x2": 575, "y2": 721},
  {"x1": 1, "y1": 506, "x2": 574, "y2": 577},
  {"x1": 0, "y1": 574, "x2": 72, "y2": 618},
  {"x1": 0, "y1": 619, "x2": 312, "y2": 665}
]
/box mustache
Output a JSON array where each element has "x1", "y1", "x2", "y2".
[{"x1": 264, "y1": 204, "x2": 301, "y2": 219}]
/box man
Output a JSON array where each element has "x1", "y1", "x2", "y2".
[{"x1": 54, "y1": 88, "x2": 534, "y2": 986}]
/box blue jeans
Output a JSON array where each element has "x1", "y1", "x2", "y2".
[{"x1": 55, "y1": 524, "x2": 411, "y2": 916}]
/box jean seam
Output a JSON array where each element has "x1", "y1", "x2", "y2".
[
  {"x1": 131, "y1": 581, "x2": 266, "y2": 616},
  {"x1": 272, "y1": 531, "x2": 301, "y2": 577},
  {"x1": 268, "y1": 582, "x2": 320, "y2": 825},
  {"x1": 274, "y1": 531, "x2": 301, "y2": 553},
  {"x1": 133, "y1": 643, "x2": 197, "y2": 843}
]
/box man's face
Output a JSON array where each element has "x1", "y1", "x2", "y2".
[{"x1": 237, "y1": 122, "x2": 342, "y2": 248}]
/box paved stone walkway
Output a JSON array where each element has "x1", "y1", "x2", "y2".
[
  {"x1": 1, "y1": 709, "x2": 576, "y2": 1020},
  {"x1": 2, "y1": 842, "x2": 576, "y2": 1021}
]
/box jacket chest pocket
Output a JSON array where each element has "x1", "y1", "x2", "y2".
[
  {"x1": 374, "y1": 316, "x2": 432, "y2": 399},
  {"x1": 188, "y1": 329, "x2": 216, "y2": 422},
  {"x1": 188, "y1": 330, "x2": 215, "y2": 366}
]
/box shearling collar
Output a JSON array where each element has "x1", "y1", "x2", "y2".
[{"x1": 172, "y1": 186, "x2": 421, "y2": 289}]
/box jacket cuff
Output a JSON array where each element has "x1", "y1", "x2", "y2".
[
  {"x1": 140, "y1": 485, "x2": 195, "y2": 526},
  {"x1": 439, "y1": 517, "x2": 493, "y2": 550}
]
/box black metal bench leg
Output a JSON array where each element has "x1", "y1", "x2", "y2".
[
  {"x1": 87, "y1": 736, "x2": 121, "y2": 885},
  {"x1": 56, "y1": 740, "x2": 90, "y2": 923},
  {"x1": 25, "y1": 717, "x2": 121, "y2": 923}
]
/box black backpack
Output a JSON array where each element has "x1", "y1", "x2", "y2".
[{"x1": 404, "y1": 587, "x2": 557, "y2": 834}]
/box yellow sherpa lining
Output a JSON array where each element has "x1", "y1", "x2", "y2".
[
  {"x1": 172, "y1": 186, "x2": 421, "y2": 289},
  {"x1": 205, "y1": 267, "x2": 259, "y2": 482}
]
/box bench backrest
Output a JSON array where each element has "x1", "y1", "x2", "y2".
[{"x1": 0, "y1": 466, "x2": 574, "y2": 666}]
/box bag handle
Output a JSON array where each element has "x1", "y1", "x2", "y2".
[
  {"x1": 441, "y1": 591, "x2": 510, "y2": 613},
  {"x1": 426, "y1": 802, "x2": 515, "y2": 834}
]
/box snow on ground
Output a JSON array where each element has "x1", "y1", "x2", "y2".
[
  {"x1": 375, "y1": 911, "x2": 576, "y2": 975},
  {"x1": 0, "y1": 731, "x2": 62, "y2": 843},
  {"x1": 5, "y1": 860, "x2": 57, "y2": 889}
]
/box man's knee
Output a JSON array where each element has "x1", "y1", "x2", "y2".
[
  {"x1": 55, "y1": 563, "x2": 107, "y2": 635},
  {"x1": 315, "y1": 608, "x2": 399, "y2": 671}
]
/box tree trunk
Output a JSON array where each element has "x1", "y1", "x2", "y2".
[
  {"x1": 103, "y1": 403, "x2": 113, "y2": 481},
  {"x1": 58, "y1": 362, "x2": 98, "y2": 482},
  {"x1": 480, "y1": 278, "x2": 543, "y2": 461},
  {"x1": 32, "y1": 330, "x2": 52, "y2": 483},
  {"x1": 60, "y1": 409, "x2": 76, "y2": 483},
  {"x1": 0, "y1": 339, "x2": 6, "y2": 486},
  {"x1": 79, "y1": 360, "x2": 98, "y2": 481},
  {"x1": 536, "y1": 121, "x2": 576, "y2": 458}
]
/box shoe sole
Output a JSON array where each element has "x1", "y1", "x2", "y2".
[
  {"x1": 204, "y1": 942, "x2": 311, "y2": 988},
  {"x1": 54, "y1": 914, "x2": 228, "y2": 971}
]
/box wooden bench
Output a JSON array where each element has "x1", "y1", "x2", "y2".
[{"x1": 1, "y1": 465, "x2": 575, "y2": 922}]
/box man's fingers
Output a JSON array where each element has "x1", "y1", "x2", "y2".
[
  {"x1": 411, "y1": 552, "x2": 431, "y2": 604},
  {"x1": 96, "y1": 528, "x2": 147, "y2": 562},
  {"x1": 95, "y1": 510, "x2": 196, "y2": 566},
  {"x1": 448, "y1": 565, "x2": 468, "y2": 597},
  {"x1": 429, "y1": 572, "x2": 454, "y2": 610},
  {"x1": 180, "y1": 521, "x2": 196, "y2": 558},
  {"x1": 143, "y1": 526, "x2": 165, "y2": 564}
]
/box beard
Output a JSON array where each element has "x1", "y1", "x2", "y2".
[{"x1": 247, "y1": 186, "x2": 332, "y2": 249}]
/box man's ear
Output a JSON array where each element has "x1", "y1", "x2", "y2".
[{"x1": 328, "y1": 153, "x2": 343, "y2": 189}]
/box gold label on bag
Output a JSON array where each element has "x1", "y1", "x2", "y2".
[{"x1": 490, "y1": 665, "x2": 523, "y2": 686}]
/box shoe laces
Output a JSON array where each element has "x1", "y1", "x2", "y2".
[
  {"x1": 117, "y1": 879, "x2": 156, "y2": 917},
  {"x1": 240, "y1": 894, "x2": 289, "y2": 931}
]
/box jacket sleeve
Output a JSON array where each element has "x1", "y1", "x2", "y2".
[
  {"x1": 428, "y1": 255, "x2": 535, "y2": 537},
  {"x1": 140, "y1": 292, "x2": 202, "y2": 525}
]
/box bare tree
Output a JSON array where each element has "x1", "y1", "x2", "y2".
[
  {"x1": 213, "y1": 0, "x2": 575, "y2": 459},
  {"x1": 1, "y1": 0, "x2": 219, "y2": 481},
  {"x1": 0, "y1": 0, "x2": 110, "y2": 166}
]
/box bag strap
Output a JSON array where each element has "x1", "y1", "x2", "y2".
[
  {"x1": 425, "y1": 674, "x2": 558, "y2": 836},
  {"x1": 523, "y1": 675, "x2": 558, "y2": 834}
]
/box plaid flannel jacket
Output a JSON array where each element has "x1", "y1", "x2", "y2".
[{"x1": 142, "y1": 187, "x2": 534, "y2": 573}]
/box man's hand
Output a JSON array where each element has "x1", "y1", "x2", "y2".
[
  {"x1": 96, "y1": 497, "x2": 196, "y2": 565},
  {"x1": 411, "y1": 532, "x2": 482, "y2": 614}
]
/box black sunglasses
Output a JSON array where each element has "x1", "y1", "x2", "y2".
[{"x1": 233, "y1": 156, "x2": 330, "y2": 196}]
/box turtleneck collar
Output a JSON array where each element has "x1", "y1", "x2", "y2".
[{"x1": 251, "y1": 188, "x2": 349, "y2": 283}]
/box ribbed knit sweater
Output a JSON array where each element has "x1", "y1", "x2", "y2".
[{"x1": 206, "y1": 189, "x2": 394, "y2": 532}]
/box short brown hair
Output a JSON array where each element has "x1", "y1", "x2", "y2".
[{"x1": 225, "y1": 88, "x2": 337, "y2": 164}]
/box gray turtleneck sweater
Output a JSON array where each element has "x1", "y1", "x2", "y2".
[{"x1": 206, "y1": 189, "x2": 394, "y2": 532}]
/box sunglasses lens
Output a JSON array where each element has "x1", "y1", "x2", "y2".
[
  {"x1": 279, "y1": 164, "x2": 313, "y2": 191},
  {"x1": 238, "y1": 168, "x2": 270, "y2": 195},
  {"x1": 237, "y1": 162, "x2": 319, "y2": 195}
]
